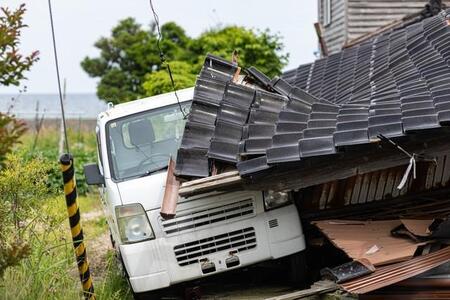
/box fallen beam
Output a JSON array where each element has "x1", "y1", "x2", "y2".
[
  {"x1": 178, "y1": 170, "x2": 242, "y2": 197},
  {"x1": 265, "y1": 280, "x2": 338, "y2": 300}
]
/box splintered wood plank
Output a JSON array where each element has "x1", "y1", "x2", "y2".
[
  {"x1": 425, "y1": 161, "x2": 437, "y2": 190},
  {"x1": 366, "y1": 171, "x2": 380, "y2": 202},
  {"x1": 358, "y1": 173, "x2": 371, "y2": 204},
  {"x1": 178, "y1": 174, "x2": 242, "y2": 197},
  {"x1": 442, "y1": 155, "x2": 450, "y2": 186},
  {"x1": 319, "y1": 182, "x2": 331, "y2": 210},
  {"x1": 391, "y1": 168, "x2": 403, "y2": 198},
  {"x1": 350, "y1": 175, "x2": 363, "y2": 205},
  {"x1": 343, "y1": 176, "x2": 356, "y2": 206},
  {"x1": 180, "y1": 170, "x2": 239, "y2": 188},
  {"x1": 326, "y1": 181, "x2": 338, "y2": 209},
  {"x1": 383, "y1": 168, "x2": 397, "y2": 199},
  {"x1": 433, "y1": 155, "x2": 445, "y2": 188},
  {"x1": 265, "y1": 280, "x2": 338, "y2": 300},
  {"x1": 374, "y1": 170, "x2": 388, "y2": 201}
]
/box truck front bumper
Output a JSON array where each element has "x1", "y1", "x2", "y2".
[{"x1": 120, "y1": 204, "x2": 305, "y2": 293}]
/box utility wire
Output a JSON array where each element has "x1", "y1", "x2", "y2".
[
  {"x1": 149, "y1": 0, "x2": 188, "y2": 119},
  {"x1": 48, "y1": 0, "x2": 70, "y2": 154}
]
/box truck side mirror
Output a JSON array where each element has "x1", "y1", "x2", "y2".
[{"x1": 84, "y1": 163, "x2": 105, "y2": 186}]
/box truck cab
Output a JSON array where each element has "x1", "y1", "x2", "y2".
[{"x1": 84, "y1": 87, "x2": 306, "y2": 298}]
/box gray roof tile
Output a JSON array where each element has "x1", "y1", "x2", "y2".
[{"x1": 176, "y1": 10, "x2": 450, "y2": 179}]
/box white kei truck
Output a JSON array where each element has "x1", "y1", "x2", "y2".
[{"x1": 84, "y1": 87, "x2": 306, "y2": 299}]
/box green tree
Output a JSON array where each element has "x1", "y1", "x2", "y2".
[
  {"x1": 81, "y1": 19, "x2": 191, "y2": 103},
  {"x1": 142, "y1": 61, "x2": 196, "y2": 96},
  {"x1": 82, "y1": 20, "x2": 288, "y2": 103},
  {"x1": 191, "y1": 26, "x2": 288, "y2": 78},
  {"x1": 0, "y1": 4, "x2": 39, "y2": 86},
  {"x1": 0, "y1": 3, "x2": 38, "y2": 167}
]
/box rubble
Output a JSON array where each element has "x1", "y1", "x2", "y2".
[
  {"x1": 313, "y1": 220, "x2": 431, "y2": 266},
  {"x1": 174, "y1": 8, "x2": 450, "y2": 298}
]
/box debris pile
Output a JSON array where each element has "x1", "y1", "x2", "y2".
[{"x1": 175, "y1": 9, "x2": 450, "y2": 297}]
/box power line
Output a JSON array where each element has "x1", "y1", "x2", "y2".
[
  {"x1": 149, "y1": 0, "x2": 188, "y2": 119},
  {"x1": 48, "y1": 0, "x2": 70, "y2": 154}
]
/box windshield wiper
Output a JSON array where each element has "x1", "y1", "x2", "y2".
[{"x1": 139, "y1": 165, "x2": 168, "y2": 178}]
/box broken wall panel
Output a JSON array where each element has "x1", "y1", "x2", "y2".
[{"x1": 299, "y1": 152, "x2": 450, "y2": 215}]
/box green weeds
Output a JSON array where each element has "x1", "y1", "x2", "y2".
[{"x1": 0, "y1": 127, "x2": 132, "y2": 299}]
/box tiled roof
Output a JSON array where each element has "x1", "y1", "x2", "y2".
[{"x1": 176, "y1": 10, "x2": 450, "y2": 179}]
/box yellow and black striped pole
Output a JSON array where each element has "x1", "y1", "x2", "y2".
[{"x1": 60, "y1": 154, "x2": 95, "y2": 299}]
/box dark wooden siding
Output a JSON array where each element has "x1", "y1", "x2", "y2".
[
  {"x1": 318, "y1": 0, "x2": 450, "y2": 54},
  {"x1": 347, "y1": 0, "x2": 432, "y2": 41},
  {"x1": 299, "y1": 151, "x2": 450, "y2": 220},
  {"x1": 318, "y1": 0, "x2": 348, "y2": 54}
]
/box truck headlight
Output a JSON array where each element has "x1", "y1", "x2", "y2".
[
  {"x1": 115, "y1": 204, "x2": 155, "y2": 244},
  {"x1": 263, "y1": 190, "x2": 293, "y2": 210}
]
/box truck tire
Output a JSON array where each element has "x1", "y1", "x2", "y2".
[
  {"x1": 109, "y1": 231, "x2": 115, "y2": 248},
  {"x1": 132, "y1": 290, "x2": 162, "y2": 300},
  {"x1": 288, "y1": 251, "x2": 307, "y2": 288}
]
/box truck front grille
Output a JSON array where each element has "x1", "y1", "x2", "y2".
[
  {"x1": 161, "y1": 198, "x2": 254, "y2": 235},
  {"x1": 174, "y1": 227, "x2": 257, "y2": 266}
]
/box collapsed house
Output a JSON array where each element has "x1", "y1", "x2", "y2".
[{"x1": 174, "y1": 8, "x2": 450, "y2": 298}]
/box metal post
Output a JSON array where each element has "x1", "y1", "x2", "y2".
[{"x1": 60, "y1": 154, "x2": 95, "y2": 299}]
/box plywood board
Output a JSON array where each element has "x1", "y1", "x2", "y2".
[
  {"x1": 400, "y1": 219, "x2": 433, "y2": 237},
  {"x1": 314, "y1": 220, "x2": 429, "y2": 266}
]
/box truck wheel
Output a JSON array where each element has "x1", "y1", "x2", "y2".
[
  {"x1": 288, "y1": 251, "x2": 307, "y2": 288},
  {"x1": 109, "y1": 231, "x2": 115, "y2": 248},
  {"x1": 132, "y1": 290, "x2": 162, "y2": 300}
]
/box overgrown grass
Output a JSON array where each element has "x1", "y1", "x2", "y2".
[
  {"x1": 0, "y1": 194, "x2": 132, "y2": 300},
  {"x1": 19, "y1": 126, "x2": 98, "y2": 196},
  {"x1": 0, "y1": 127, "x2": 132, "y2": 299}
]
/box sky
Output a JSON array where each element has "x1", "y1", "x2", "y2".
[{"x1": 1, "y1": 0, "x2": 319, "y2": 94}]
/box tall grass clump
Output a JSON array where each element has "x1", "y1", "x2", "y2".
[
  {"x1": 0, "y1": 153, "x2": 131, "y2": 299},
  {"x1": 0, "y1": 123, "x2": 134, "y2": 299},
  {"x1": 1, "y1": 194, "x2": 132, "y2": 299}
]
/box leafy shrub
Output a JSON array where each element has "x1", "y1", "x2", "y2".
[
  {"x1": 0, "y1": 154, "x2": 50, "y2": 277},
  {"x1": 0, "y1": 113, "x2": 27, "y2": 167},
  {"x1": 19, "y1": 128, "x2": 98, "y2": 196},
  {"x1": 1, "y1": 194, "x2": 132, "y2": 299}
]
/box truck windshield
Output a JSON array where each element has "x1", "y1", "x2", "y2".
[{"x1": 106, "y1": 102, "x2": 190, "y2": 181}]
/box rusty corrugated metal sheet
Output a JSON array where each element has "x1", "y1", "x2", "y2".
[
  {"x1": 299, "y1": 152, "x2": 450, "y2": 217},
  {"x1": 363, "y1": 277, "x2": 450, "y2": 299},
  {"x1": 340, "y1": 246, "x2": 450, "y2": 294}
]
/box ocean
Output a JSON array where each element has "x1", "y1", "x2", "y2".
[{"x1": 0, "y1": 93, "x2": 108, "y2": 119}]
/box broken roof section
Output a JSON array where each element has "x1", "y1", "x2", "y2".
[
  {"x1": 176, "y1": 10, "x2": 450, "y2": 181},
  {"x1": 340, "y1": 246, "x2": 450, "y2": 294}
]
